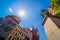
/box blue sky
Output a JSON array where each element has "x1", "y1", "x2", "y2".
[{"x1": 0, "y1": 0, "x2": 50, "y2": 40}]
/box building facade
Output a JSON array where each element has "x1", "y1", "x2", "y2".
[
  {"x1": 24, "y1": 28, "x2": 32, "y2": 40},
  {"x1": 30, "y1": 27, "x2": 39, "y2": 40},
  {"x1": 23, "y1": 27, "x2": 39, "y2": 40},
  {"x1": 0, "y1": 15, "x2": 39, "y2": 40},
  {"x1": 0, "y1": 15, "x2": 26, "y2": 40},
  {"x1": 41, "y1": 10, "x2": 60, "y2": 40}
]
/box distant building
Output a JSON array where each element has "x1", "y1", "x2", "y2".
[
  {"x1": 41, "y1": 10, "x2": 60, "y2": 40},
  {"x1": 30, "y1": 27, "x2": 39, "y2": 40},
  {"x1": 23, "y1": 27, "x2": 39, "y2": 40},
  {"x1": 24, "y1": 28, "x2": 32, "y2": 40}
]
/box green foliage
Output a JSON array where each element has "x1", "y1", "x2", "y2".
[
  {"x1": 50, "y1": 0, "x2": 60, "y2": 17},
  {"x1": 50, "y1": 0, "x2": 60, "y2": 10},
  {"x1": 54, "y1": 11, "x2": 60, "y2": 17},
  {"x1": 54, "y1": 6, "x2": 60, "y2": 17}
]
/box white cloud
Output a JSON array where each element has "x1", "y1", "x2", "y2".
[{"x1": 9, "y1": 8, "x2": 13, "y2": 12}]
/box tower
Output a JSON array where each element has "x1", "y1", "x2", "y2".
[{"x1": 41, "y1": 10, "x2": 60, "y2": 40}]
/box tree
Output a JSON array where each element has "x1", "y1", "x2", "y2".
[
  {"x1": 50, "y1": 0, "x2": 60, "y2": 10},
  {"x1": 54, "y1": 6, "x2": 60, "y2": 17}
]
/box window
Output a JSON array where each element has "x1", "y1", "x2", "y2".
[
  {"x1": 3, "y1": 24, "x2": 12, "y2": 31},
  {"x1": 20, "y1": 38, "x2": 21, "y2": 40},
  {"x1": 12, "y1": 37, "x2": 15, "y2": 40},
  {"x1": 20, "y1": 32, "x2": 22, "y2": 34},
  {"x1": 15, "y1": 29, "x2": 17, "y2": 31},
  {"x1": 15, "y1": 33, "x2": 17, "y2": 36},
  {"x1": 17, "y1": 30, "x2": 19, "y2": 32},
  {"x1": 22, "y1": 34, "x2": 23, "y2": 37},
  {"x1": 7, "y1": 20, "x2": 16, "y2": 26},
  {"x1": 25, "y1": 37, "x2": 29, "y2": 40},
  {"x1": 17, "y1": 37, "x2": 19, "y2": 40},
  {"x1": 9, "y1": 35, "x2": 12, "y2": 40}
]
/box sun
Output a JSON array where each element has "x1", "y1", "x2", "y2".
[
  {"x1": 18, "y1": 9, "x2": 26, "y2": 17},
  {"x1": 19, "y1": 11, "x2": 25, "y2": 16}
]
